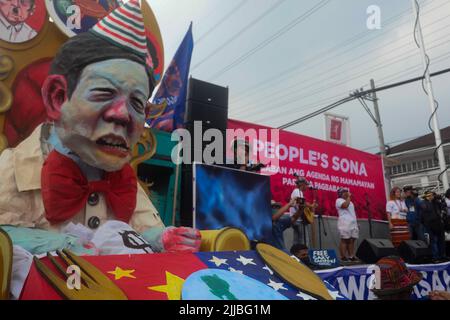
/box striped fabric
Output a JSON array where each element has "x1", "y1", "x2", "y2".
[
  {"x1": 90, "y1": 0, "x2": 148, "y2": 57},
  {"x1": 390, "y1": 219, "x2": 410, "y2": 247}
]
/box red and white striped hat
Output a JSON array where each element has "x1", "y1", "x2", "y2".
[{"x1": 90, "y1": 0, "x2": 148, "y2": 58}]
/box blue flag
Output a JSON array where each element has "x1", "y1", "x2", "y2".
[
  {"x1": 197, "y1": 251, "x2": 347, "y2": 300},
  {"x1": 147, "y1": 23, "x2": 194, "y2": 132}
]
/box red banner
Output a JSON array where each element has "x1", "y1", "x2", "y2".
[{"x1": 228, "y1": 119, "x2": 387, "y2": 220}]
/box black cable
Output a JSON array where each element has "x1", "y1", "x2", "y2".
[
  {"x1": 249, "y1": 37, "x2": 450, "y2": 122},
  {"x1": 192, "y1": 0, "x2": 287, "y2": 70},
  {"x1": 230, "y1": 0, "x2": 445, "y2": 104},
  {"x1": 207, "y1": 0, "x2": 331, "y2": 81},
  {"x1": 195, "y1": 0, "x2": 249, "y2": 45},
  {"x1": 251, "y1": 51, "x2": 450, "y2": 126},
  {"x1": 233, "y1": 16, "x2": 450, "y2": 115},
  {"x1": 413, "y1": 0, "x2": 448, "y2": 188},
  {"x1": 277, "y1": 65, "x2": 450, "y2": 129}
]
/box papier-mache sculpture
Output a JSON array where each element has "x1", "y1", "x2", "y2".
[{"x1": 0, "y1": 0, "x2": 201, "y2": 263}]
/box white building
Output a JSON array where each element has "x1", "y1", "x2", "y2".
[{"x1": 386, "y1": 125, "x2": 450, "y2": 193}]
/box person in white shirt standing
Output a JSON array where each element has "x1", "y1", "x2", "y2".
[
  {"x1": 0, "y1": 0, "x2": 37, "y2": 43},
  {"x1": 336, "y1": 188, "x2": 359, "y2": 262},
  {"x1": 386, "y1": 186, "x2": 410, "y2": 247}
]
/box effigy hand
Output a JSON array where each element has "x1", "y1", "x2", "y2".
[{"x1": 162, "y1": 227, "x2": 201, "y2": 253}]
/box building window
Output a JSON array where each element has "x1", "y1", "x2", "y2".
[
  {"x1": 412, "y1": 162, "x2": 417, "y2": 171},
  {"x1": 418, "y1": 161, "x2": 422, "y2": 170},
  {"x1": 428, "y1": 159, "x2": 433, "y2": 168},
  {"x1": 423, "y1": 160, "x2": 428, "y2": 169},
  {"x1": 392, "y1": 166, "x2": 398, "y2": 175},
  {"x1": 402, "y1": 164, "x2": 407, "y2": 172}
]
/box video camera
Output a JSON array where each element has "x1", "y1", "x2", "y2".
[
  {"x1": 296, "y1": 197, "x2": 306, "y2": 206},
  {"x1": 433, "y1": 193, "x2": 450, "y2": 232}
]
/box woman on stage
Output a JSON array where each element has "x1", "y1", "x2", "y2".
[{"x1": 386, "y1": 187, "x2": 410, "y2": 247}]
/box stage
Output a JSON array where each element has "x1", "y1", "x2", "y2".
[{"x1": 283, "y1": 215, "x2": 390, "y2": 252}]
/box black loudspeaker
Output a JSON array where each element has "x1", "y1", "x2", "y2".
[
  {"x1": 184, "y1": 78, "x2": 229, "y2": 165},
  {"x1": 398, "y1": 240, "x2": 432, "y2": 264},
  {"x1": 184, "y1": 77, "x2": 228, "y2": 129},
  {"x1": 356, "y1": 239, "x2": 397, "y2": 264},
  {"x1": 180, "y1": 78, "x2": 229, "y2": 227}
]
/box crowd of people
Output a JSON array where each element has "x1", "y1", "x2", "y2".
[
  {"x1": 386, "y1": 186, "x2": 450, "y2": 263},
  {"x1": 268, "y1": 170, "x2": 450, "y2": 265}
]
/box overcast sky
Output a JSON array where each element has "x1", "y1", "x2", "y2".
[{"x1": 148, "y1": 0, "x2": 450, "y2": 153}]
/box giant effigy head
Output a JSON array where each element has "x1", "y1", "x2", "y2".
[{"x1": 41, "y1": 0, "x2": 155, "y2": 172}]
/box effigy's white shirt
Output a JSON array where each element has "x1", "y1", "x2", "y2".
[{"x1": 0, "y1": 13, "x2": 37, "y2": 43}]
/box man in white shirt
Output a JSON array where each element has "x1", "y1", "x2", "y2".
[
  {"x1": 336, "y1": 188, "x2": 359, "y2": 261},
  {"x1": 0, "y1": 0, "x2": 37, "y2": 43}
]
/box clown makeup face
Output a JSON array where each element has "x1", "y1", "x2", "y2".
[
  {"x1": 0, "y1": 0, "x2": 35, "y2": 25},
  {"x1": 55, "y1": 59, "x2": 149, "y2": 172}
]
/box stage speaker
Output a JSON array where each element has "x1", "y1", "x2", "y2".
[
  {"x1": 180, "y1": 78, "x2": 229, "y2": 227},
  {"x1": 185, "y1": 77, "x2": 228, "y2": 130},
  {"x1": 398, "y1": 240, "x2": 432, "y2": 264},
  {"x1": 356, "y1": 239, "x2": 397, "y2": 264},
  {"x1": 184, "y1": 78, "x2": 229, "y2": 165}
]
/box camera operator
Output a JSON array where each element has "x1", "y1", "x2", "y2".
[
  {"x1": 271, "y1": 199, "x2": 302, "y2": 250},
  {"x1": 420, "y1": 191, "x2": 448, "y2": 263},
  {"x1": 289, "y1": 177, "x2": 317, "y2": 246}
]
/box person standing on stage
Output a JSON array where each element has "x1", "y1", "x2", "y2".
[
  {"x1": 289, "y1": 177, "x2": 316, "y2": 246},
  {"x1": 403, "y1": 186, "x2": 425, "y2": 241},
  {"x1": 420, "y1": 191, "x2": 447, "y2": 263},
  {"x1": 335, "y1": 188, "x2": 359, "y2": 262},
  {"x1": 386, "y1": 187, "x2": 410, "y2": 247}
]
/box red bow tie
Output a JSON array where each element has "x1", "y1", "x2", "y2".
[{"x1": 41, "y1": 150, "x2": 137, "y2": 225}]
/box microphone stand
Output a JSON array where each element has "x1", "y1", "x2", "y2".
[
  {"x1": 317, "y1": 210, "x2": 327, "y2": 250},
  {"x1": 365, "y1": 194, "x2": 373, "y2": 238}
]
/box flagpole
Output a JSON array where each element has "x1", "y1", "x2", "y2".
[{"x1": 411, "y1": 0, "x2": 449, "y2": 191}]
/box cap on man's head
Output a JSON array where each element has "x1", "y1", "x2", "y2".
[
  {"x1": 422, "y1": 190, "x2": 434, "y2": 199},
  {"x1": 295, "y1": 177, "x2": 309, "y2": 185},
  {"x1": 337, "y1": 188, "x2": 349, "y2": 197}
]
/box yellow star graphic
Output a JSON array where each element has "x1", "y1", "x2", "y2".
[
  {"x1": 148, "y1": 271, "x2": 185, "y2": 300},
  {"x1": 107, "y1": 267, "x2": 136, "y2": 280}
]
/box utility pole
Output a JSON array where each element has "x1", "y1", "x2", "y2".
[
  {"x1": 411, "y1": 0, "x2": 449, "y2": 191},
  {"x1": 370, "y1": 79, "x2": 385, "y2": 161},
  {"x1": 370, "y1": 79, "x2": 390, "y2": 195},
  {"x1": 352, "y1": 80, "x2": 390, "y2": 197}
]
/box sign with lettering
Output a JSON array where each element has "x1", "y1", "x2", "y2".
[
  {"x1": 309, "y1": 250, "x2": 339, "y2": 269},
  {"x1": 228, "y1": 119, "x2": 387, "y2": 220},
  {"x1": 316, "y1": 262, "x2": 450, "y2": 300}
]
